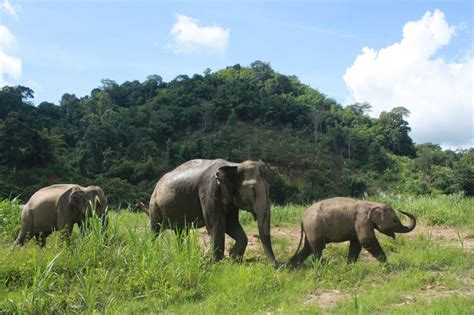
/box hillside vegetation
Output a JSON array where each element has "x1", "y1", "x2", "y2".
[{"x1": 0, "y1": 61, "x2": 472, "y2": 205}]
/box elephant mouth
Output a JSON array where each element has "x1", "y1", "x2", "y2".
[
  {"x1": 378, "y1": 228, "x2": 396, "y2": 239},
  {"x1": 251, "y1": 211, "x2": 257, "y2": 221},
  {"x1": 385, "y1": 230, "x2": 396, "y2": 239}
]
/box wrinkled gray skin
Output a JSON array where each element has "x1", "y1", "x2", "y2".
[
  {"x1": 14, "y1": 184, "x2": 108, "y2": 247},
  {"x1": 289, "y1": 197, "x2": 416, "y2": 266},
  {"x1": 138, "y1": 159, "x2": 276, "y2": 263}
]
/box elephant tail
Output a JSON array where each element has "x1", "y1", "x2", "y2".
[
  {"x1": 134, "y1": 199, "x2": 149, "y2": 216},
  {"x1": 288, "y1": 220, "x2": 305, "y2": 267}
]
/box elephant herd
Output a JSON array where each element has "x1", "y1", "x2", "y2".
[{"x1": 13, "y1": 158, "x2": 416, "y2": 266}]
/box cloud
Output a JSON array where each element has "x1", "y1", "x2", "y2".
[
  {"x1": 0, "y1": 24, "x2": 21, "y2": 86},
  {"x1": 343, "y1": 9, "x2": 473, "y2": 149},
  {"x1": 1, "y1": 0, "x2": 18, "y2": 20},
  {"x1": 169, "y1": 14, "x2": 230, "y2": 53}
]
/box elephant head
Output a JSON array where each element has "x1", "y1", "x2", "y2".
[
  {"x1": 216, "y1": 161, "x2": 276, "y2": 262},
  {"x1": 368, "y1": 206, "x2": 416, "y2": 238},
  {"x1": 84, "y1": 186, "x2": 108, "y2": 227},
  {"x1": 68, "y1": 186, "x2": 88, "y2": 216}
]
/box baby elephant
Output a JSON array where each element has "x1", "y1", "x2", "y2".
[
  {"x1": 14, "y1": 184, "x2": 108, "y2": 247},
  {"x1": 289, "y1": 197, "x2": 416, "y2": 266}
]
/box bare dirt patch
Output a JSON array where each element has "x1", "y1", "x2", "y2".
[
  {"x1": 304, "y1": 290, "x2": 351, "y2": 311},
  {"x1": 396, "y1": 283, "x2": 474, "y2": 307},
  {"x1": 198, "y1": 226, "x2": 303, "y2": 256}
]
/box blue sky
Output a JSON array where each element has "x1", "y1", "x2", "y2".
[{"x1": 1, "y1": 0, "x2": 472, "y2": 148}]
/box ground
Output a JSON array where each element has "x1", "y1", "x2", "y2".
[
  {"x1": 198, "y1": 223, "x2": 474, "y2": 313},
  {"x1": 1, "y1": 196, "x2": 473, "y2": 313}
]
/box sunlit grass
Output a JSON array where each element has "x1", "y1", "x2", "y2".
[
  {"x1": 371, "y1": 193, "x2": 474, "y2": 227},
  {"x1": 0, "y1": 195, "x2": 472, "y2": 313}
]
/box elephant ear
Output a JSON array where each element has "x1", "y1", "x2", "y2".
[
  {"x1": 69, "y1": 187, "x2": 87, "y2": 215},
  {"x1": 368, "y1": 206, "x2": 384, "y2": 227},
  {"x1": 216, "y1": 166, "x2": 238, "y2": 205},
  {"x1": 85, "y1": 189, "x2": 99, "y2": 215}
]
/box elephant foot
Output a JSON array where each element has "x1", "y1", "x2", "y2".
[
  {"x1": 229, "y1": 251, "x2": 244, "y2": 262},
  {"x1": 13, "y1": 233, "x2": 27, "y2": 247},
  {"x1": 229, "y1": 245, "x2": 246, "y2": 261},
  {"x1": 210, "y1": 247, "x2": 225, "y2": 262},
  {"x1": 287, "y1": 256, "x2": 303, "y2": 269}
]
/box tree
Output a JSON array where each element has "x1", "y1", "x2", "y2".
[
  {"x1": 1, "y1": 61, "x2": 463, "y2": 205},
  {"x1": 377, "y1": 107, "x2": 415, "y2": 157},
  {"x1": 454, "y1": 149, "x2": 474, "y2": 195},
  {"x1": 0, "y1": 112, "x2": 52, "y2": 170}
]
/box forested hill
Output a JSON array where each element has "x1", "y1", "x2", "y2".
[{"x1": 0, "y1": 61, "x2": 472, "y2": 205}]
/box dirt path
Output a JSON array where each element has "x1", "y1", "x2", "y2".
[{"x1": 198, "y1": 224, "x2": 473, "y2": 254}]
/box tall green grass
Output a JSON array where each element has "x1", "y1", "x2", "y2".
[
  {"x1": 240, "y1": 194, "x2": 474, "y2": 229},
  {"x1": 371, "y1": 193, "x2": 474, "y2": 227},
  {"x1": 0, "y1": 198, "x2": 21, "y2": 242},
  {"x1": 0, "y1": 196, "x2": 472, "y2": 313}
]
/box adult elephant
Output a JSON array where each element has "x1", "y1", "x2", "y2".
[
  {"x1": 137, "y1": 159, "x2": 276, "y2": 263},
  {"x1": 14, "y1": 184, "x2": 108, "y2": 247}
]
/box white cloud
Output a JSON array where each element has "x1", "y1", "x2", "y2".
[
  {"x1": 0, "y1": 24, "x2": 21, "y2": 86},
  {"x1": 343, "y1": 9, "x2": 473, "y2": 149},
  {"x1": 1, "y1": 0, "x2": 18, "y2": 20},
  {"x1": 0, "y1": 24, "x2": 15, "y2": 48},
  {"x1": 169, "y1": 14, "x2": 230, "y2": 53}
]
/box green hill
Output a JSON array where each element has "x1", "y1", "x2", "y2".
[{"x1": 0, "y1": 61, "x2": 472, "y2": 205}]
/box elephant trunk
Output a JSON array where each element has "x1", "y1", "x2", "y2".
[
  {"x1": 256, "y1": 206, "x2": 276, "y2": 263},
  {"x1": 396, "y1": 210, "x2": 417, "y2": 233}
]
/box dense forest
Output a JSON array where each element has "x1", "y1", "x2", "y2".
[{"x1": 0, "y1": 61, "x2": 472, "y2": 206}]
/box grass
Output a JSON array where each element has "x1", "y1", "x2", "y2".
[
  {"x1": 0, "y1": 195, "x2": 473, "y2": 314},
  {"x1": 370, "y1": 193, "x2": 474, "y2": 228}
]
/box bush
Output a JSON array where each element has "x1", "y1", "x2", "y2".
[
  {"x1": 0, "y1": 198, "x2": 21, "y2": 241},
  {"x1": 265, "y1": 168, "x2": 298, "y2": 205}
]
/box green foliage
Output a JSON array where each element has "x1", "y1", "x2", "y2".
[
  {"x1": 0, "y1": 63, "x2": 471, "y2": 206},
  {"x1": 454, "y1": 149, "x2": 474, "y2": 195},
  {"x1": 381, "y1": 146, "x2": 473, "y2": 196},
  {"x1": 0, "y1": 198, "x2": 21, "y2": 241},
  {"x1": 370, "y1": 193, "x2": 474, "y2": 228}
]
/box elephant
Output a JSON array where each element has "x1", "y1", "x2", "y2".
[
  {"x1": 136, "y1": 159, "x2": 276, "y2": 263},
  {"x1": 14, "y1": 184, "x2": 108, "y2": 247},
  {"x1": 288, "y1": 197, "x2": 416, "y2": 266}
]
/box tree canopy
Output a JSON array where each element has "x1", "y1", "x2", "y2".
[{"x1": 0, "y1": 62, "x2": 471, "y2": 205}]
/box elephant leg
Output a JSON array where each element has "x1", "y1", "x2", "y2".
[
  {"x1": 200, "y1": 194, "x2": 226, "y2": 262},
  {"x1": 58, "y1": 224, "x2": 74, "y2": 243},
  {"x1": 77, "y1": 220, "x2": 85, "y2": 232},
  {"x1": 204, "y1": 213, "x2": 225, "y2": 262},
  {"x1": 309, "y1": 238, "x2": 325, "y2": 263},
  {"x1": 150, "y1": 209, "x2": 164, "y2": 235},
  {"x1": 14, "y1": 211, "x2": 33, "y2": 246},
  {"x1": 35, "y1": 232, "x2": 51, "y2": 248},
  {"x1": 225, "y1": 210, "x2": 248, "y2": 261},
  {"x1": 347, "y1": 240, "x2": 362, "y2": 263},
  {"x1": 306, "y1": 235, "x2": 326, "y2": 260},
  {"x1": 208, "y1": 224, "x2": 225, "y2": 262},
  {"x1": 361, "y1": 237, "x2": 387, "y2": 262},
  {"x1": 14, "y1": 230, "x2": 30, "y2": 246},
  {"x1": 289, "y1": 237, "x2": 313, "y2": 267}
]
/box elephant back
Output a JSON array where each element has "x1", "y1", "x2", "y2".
[{"x1": 25, "y1": 184, "x2": 78, "y2": 210}]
